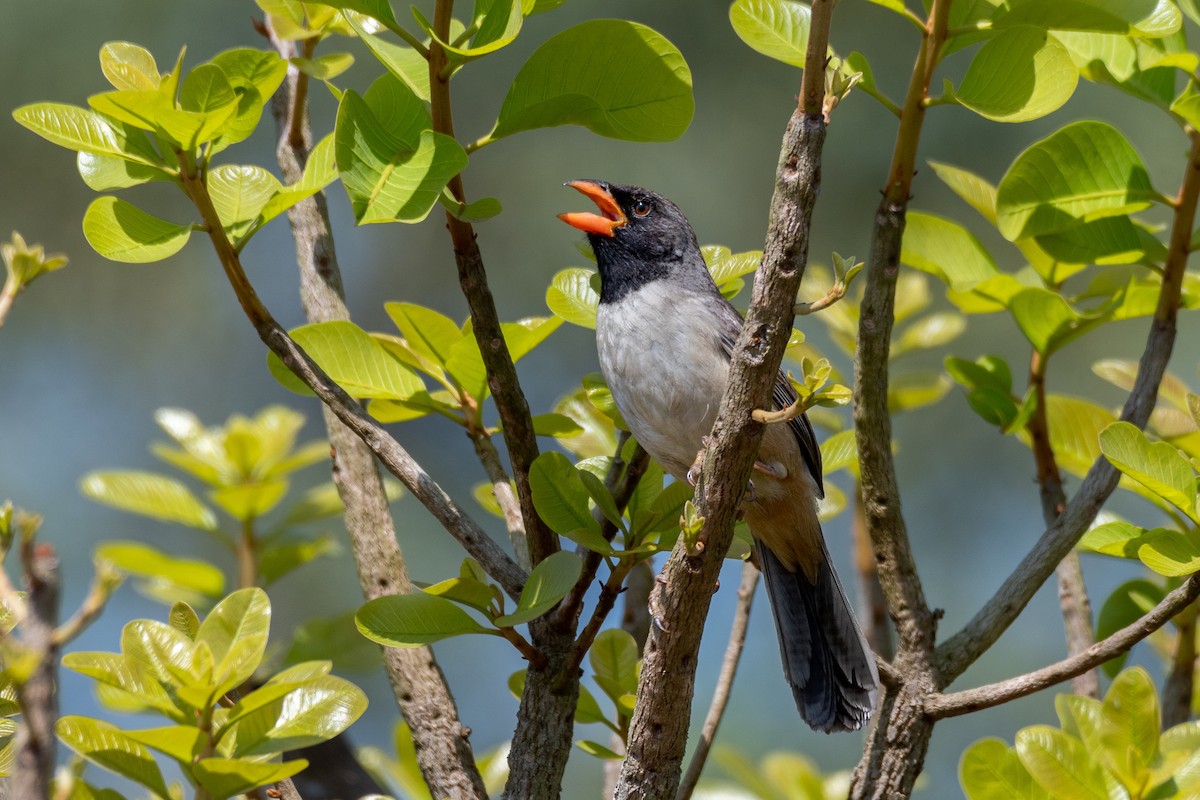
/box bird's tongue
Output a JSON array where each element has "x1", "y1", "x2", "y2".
[{"x1": 558, "y1": 180, "x2": 626, "y2": 237}]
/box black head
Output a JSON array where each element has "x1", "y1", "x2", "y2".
[{"x1": 559, "y1": 180, "x2": 714, "y2": 303}]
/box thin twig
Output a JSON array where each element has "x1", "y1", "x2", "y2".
[
  {"x1": 427, "y1": 0, "x2": 555, "y2": 568},
  {"x1": 472, "y1": 431, "x2": 529, "y2": 571},
  {"x1": 676, "y1": 561, "x2": 760, "y2": 800},
  {"x1": 1027, "y1": 349, "x2": 1099, "y2": 698},
  {"x1": 614, "y1": 6, "x2": 834, "y2": 798},
  {"x1": 561, "y1": 559, "x2": 637, "y2": 682},
  {"x1": 1162, "y1": 597, "x2": 1197, "y2": 729},
  {"x1": 266, "y1": 26, "x2": 490, "y2": 799},
  {"x1": 937, "y1": 129, "x2": 1200, "y2": 683},
  {"x1": 926, "y1": 576, "x2": 1200, "y2": 719},
  {"x1": 0, "y1": 277, "x2": 18, "y2": 328}
]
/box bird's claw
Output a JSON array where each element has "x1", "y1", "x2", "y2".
[
  {"x1": 685, "y1": 436, "x2": 712, "y2": 487},
  {"x1": 650, "y1": 576, "x2": 669, "y2": 633}
]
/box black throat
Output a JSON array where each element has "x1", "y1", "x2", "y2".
[{"x1": 593, "y1": 240, "x2": 674, "y2": 304}]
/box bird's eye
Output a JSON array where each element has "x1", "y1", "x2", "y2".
[{"x1": 631, "y1": 198, "x2": 652, "y2": 217}]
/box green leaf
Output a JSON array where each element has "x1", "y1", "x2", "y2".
[
  {"x1": 956, "y1": 27, "x2": 1078, "y2": 122},
  {"x1": 996, "y1": 120, "x2": 1156, "y2": 240},
  {"x1": 441, "y1": 192, "x2": 502, "y2": 222},
  {"x1": 170, "y1": 602, "x2": 201, "y2": 638},
  {"x1": 123, "y1": 725, "x2": 205, "y2": 764},
  {"x1": 892, "y1": 312, "x2": 967, "y2": 357},
  {"x1": 1137, "y1": 528, "x2": 1200, "y2": 577},
  {"x1": 1078, "y1": 520, "x2": 1145, "y2": 558},
  {"x1": 82, "y1": 197, "x2": 192, "y2": 264},
  {"x1": 418, "y1": 0, "x2": 523, "y2": 60},
  {"x1": 1038, "y1": 395, "x2": 1115, "y2": 476},
  {"x1": 335, "y1": 78, "x2": 467, "y2": 224},
  {"x1": 578, "y1": 469, "x2": 623, "y2": 529},
  {"x1": 197, "y1": 588, "x2": 272, "y2": 694},
  {"x1": 887, "y1": 370, "x2": 951, "y2": 413},
  {"x1": 901, "y1": 212, "x2": 1000, "y2": 291},
  {"x1": 1015, "y1": 725, "x2": 1109, "y2": 800},
  {"x1": 532, "y1": 413, "x2": 584, "y2": 438},
  {"x1": 96, "y1": 541, "x2": 225, "y2": 600},
  {"x1": 1057, "y1": 693, "x2": 1104, "y2": 752},
  {"x1": 385, "y1": 302, "x2": 463, "y2": 368},
  {"x1": 577, "y1": 740, "x2": 624, "y2": 760},
  {"x1": 589, "y1": 628, "x2": 639, "y2": 701},
  {"x1": 77, "y1": 152, "x2": 167, "y2": 191},
  {"x1": 1099, "y1": 667, "x2": 1159, "y2": 791},
  {"x1": 529, "y1": 452, "x2": 601, "y2": 536},
  {"x1": 291, "y1": 52, "x2": 355, "y2": 80},
  {"x1": 220, "y1": 673, "x2": 366, "y2": 756},
  {"x1": 81, "y1": 470, "x2": 217, "y2": 530},
  {"x1": 1008, "y1": 287, "x2": 1081, "y2": 354},
  {"x1": 193, "y1": 757, "x2": 307, "y2": 799},
  {"x1": 357, "y1": 592, "x2": 492, "y2": 646},
  {"x1": 729, "y1": 0, "x2": 811, "y2": 67},
  {"x1": 309, "y1": 0, "x2": 401, "y2": 28},
  {"x1": 545, "y1": 268, "x2": 600, "y2": 329},
  {"x1": 56, "y1": 716, "x2": 170, "y2": 798},
  {"x1": 209, "y1": 480, "x2": 289, "y2": 522},
  {"x1": 207, "y1": 164, "x2": 282, "y2": 242},
  {"x1": 929, "y1": 160, "x2": 998, "y2": 226},
  {"x1": 1099, "y1": 421, "x2": 1198, "y2": 519},
  {"x1": 100, "y1": 42, "x2": 161, "y2": 92},
  {"x1": 268, "y1": 320, "x2": 426, "y2": 399},
  {"x1": 61, "y1": 651, "x2": 182, "y2": 719},
  {"x1": 494, "y1": 551, "x2": 582, "y2": 626},
  {"x1": 423, "y1": 559, "x2": 500, "y2": 613},
  {"x1": 489, "y1": 20, "x2": 693, "y2": 143},
  {"x1": 259, "y1": 534, "x2": 339, "y2": 584},
  {"x1": 960, "y1": 737, "x2": 1045, "y2": 800},
  {"x1": 1001, "y1": 0, "x2": 1181, "y2": 37},
  {"x1": 1033, "y1": 215, "x2": 1150, "y2": 266},
  {"x1": 345, "y1": 14, "x2": 430, "y2": 101},
  {"x1": 12, "y1": 103, "x2": 162, "y2": 165}
]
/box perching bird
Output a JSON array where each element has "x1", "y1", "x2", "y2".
[{"x1": 559, "y1": 180, "x2": 879, "y2": 733}]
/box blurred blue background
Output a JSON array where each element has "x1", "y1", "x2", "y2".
[{"x1": 2, "y1": 0, "x2": 1199, "y2": 796}]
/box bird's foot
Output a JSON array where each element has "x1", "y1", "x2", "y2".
[
  {"x1": 752, "y1": 398, "x2": 804, "y2": 425},
  {"x1": 685, "y1": 436, "x2": 712, "y2": 487}
]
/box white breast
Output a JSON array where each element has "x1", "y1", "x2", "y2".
[{"x1": 596, "y1": 282, "x2": 731, "y2": 480}]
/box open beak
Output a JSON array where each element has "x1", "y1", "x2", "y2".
[{"x1": 557, "y1": 180, "x2": 627, "y2": 237}]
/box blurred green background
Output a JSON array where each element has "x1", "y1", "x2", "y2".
[{"x1": 3, "y1": 0, "x2": 1199, "y2": 796}]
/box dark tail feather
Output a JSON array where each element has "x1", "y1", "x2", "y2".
[{"x1": 756, "y1": 540, "x2": 879, "y2": 733}]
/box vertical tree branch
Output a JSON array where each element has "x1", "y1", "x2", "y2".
[
  {"x1": 849, "y1": 3, "x2": 951, "y2": 796},
  {"x1": 852, "y1": 483, "x2": 893, "y2": 659},
  {"x1": 1028, "y1": 350, "x2": 1099, "y2": 698},
  {"x1": 427, "y1": 0, "x2": 556, "y2": 568},
  {"x1": 1162, "y1": 600, "x2": 1197, "y2": 729},
  {"x1": 11, "y1": 543, "x2": 60, "y2": 800},
  {"x1": 676, "y1": 561, "x2": 760, "y2": 800},
  {"x1": 267, "y1": 30, "x2": 488, "y2": 799},
  {"x1": 614, "y1": 6, "x2": 833, "y2": 797},
  {"x1": 937, "y1": 128, "x2": 1200, "y2": 683}
]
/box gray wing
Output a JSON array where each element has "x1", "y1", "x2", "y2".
[{"x1": 713, "y1": 300, "x2": 825, "y2": 498}]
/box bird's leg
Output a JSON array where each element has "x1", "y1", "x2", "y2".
[
  {"x1": 752, "y1": 397, "x2": 805, "y2": 425},
  {"x1": 753, "y1": 460, "x2": 788, "y2": 480}
]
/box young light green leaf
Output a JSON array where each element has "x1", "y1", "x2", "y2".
[
  {"x1": 385, "y1": 302, "x2": 463, "y2": 368},
  {"x1": 96, "y1": 541, "x2": 224, "y2": 600},
  {"x1": 996, "y1": 121, "x2": 1156, "y2": 240},
  {"x1": 1099, "y1": 421, "x2": 1198, "y2": 520},
  {"x1": 291, "y1": 52, "x2": 355, "y2": 80},
  {"x1": 170, "y1": 602, "x2": 201, "y2": 638},
  {"x1": 493, "y1": 551, "x2": 582, "y2": 626},
  {"x1": 489, "y1": 20, "x2": 693, "y2": 143},
  {"x1": 123, "y1": 725, "x2": 205, "y2": 764},
  {"x1": 1099, "y1": 667, "x2": 1159, "y2": 790},
  {"x1": 529, "y1": 452, "x2": 601, "y2": 537},
  {"x1": 900, "y1": 212, "x2": 999, "y2": 291},
  {"x1": 61, "y1": 651, "x2": 182, "y2": 720},
  {"x1": 545, "y1": 268, "x2": 600, "y2": 329},
  {"x1": 77, "y1": 152, "x2": 167, "y2": 191},
  {"x1": 1033, "y1": 216, "x2": 1148, "y2": 266},
  {"x1": 82, "y1": 197, "x2": 192, "y2": 263},
  {"x1": 1077, "y1": 520, "x2": 1144, "y2": 558},
  {"x1": 1137, "y1": 528, "x2": 1200, "y2": 577},
  {"x1": 892, "y1": 313, "x2": 967, "y2": 358},
  {"x1": 729, "y1": 0, "x2": 811, "y2": 67},
  {"x1": 344, "y1": 14, "x2": 431, "y2": 101},
  {"x1": 193, "y1": 757, "x2": 307, "y2": 799},
  {"x1": 81, "y1": 470, "x2": 217, "y2": 530},
  {"x1": 589, "y1": 628, "x2": 639, "y2": 700},
  {"x1": 357, "y1": 592, "x2": 493, "y2": 646},
  {"x1": 335, "y1": 86, "x2": 467, "y2": 224},
  {"x1": 221, "y1": 674, "x2": 367, "y2": 756},
  {"x1": 928, "y1": 160, "x2": 999, "y2": 226},
  {"x1": 1008, "y1": 287, "x2": 1081, "y2": 354},
  {"x1": 56, "y1": 716, "x2": 171, "y2": 798},
  {"x1": 1001, "y1": 0, "x2": 1181, "y2": 37},
  {"x1": 12, "y1": 103, "x2": 162, "y2": 166},
  {"x1": 960, "y1": 737, "x2": 1045, "y2": 800},
  {"x1": 267, "y1": 320, "x2": 426, "y2": 399},
  {"x1": 207, "y1": 164, "x2": 282, "y2": 242},
  {"x1": 100, "y1": 42, "x2": 161, "y2": 91},
  {"x1": 1015, "y1": 725, "x2": 1109, "y2": 800},
  {"x1": 577, "y1": 740, "x2": 624, "y2": 760},
  {"x1": 955, "y1": 26, "x2": 1078, "y2": 122},
  {"x1": 198, "y1": 588, "x2": 271, "y2": 693}
]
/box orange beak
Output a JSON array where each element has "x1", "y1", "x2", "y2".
[{"x1": 558, "y1": 180, "x2": 627, "y2": 237}]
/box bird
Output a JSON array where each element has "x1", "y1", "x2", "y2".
[{"x1": 558, "y1": 179, "x2": 879, "y2": 733}]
